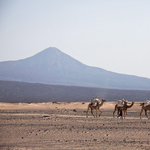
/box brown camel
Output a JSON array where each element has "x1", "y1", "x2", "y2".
[
  {"x1": 140, "y1": 103, "x2": 150, "y2": 119},
  {"x1": 86, "y1": 99, "x2": 106, "y2": 118},
  {"x1": 113, "y1": 101, "x2": 134, "y2": 118}
]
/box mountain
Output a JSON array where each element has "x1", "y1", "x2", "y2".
[{"x1": 0, "y1": 47, "x2": 150, "y2": 89}]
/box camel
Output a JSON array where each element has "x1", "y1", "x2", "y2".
[
  {"x1": 86, "y1": 99, "x2": 106, "y2": 118},
  {"x1": 113, "y1": 101, "x2": 134, "y2": 118},
  {"x1": 140, "y1": 103, "x2": 150, "y2": 119}
]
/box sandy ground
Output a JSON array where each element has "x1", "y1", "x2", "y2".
[{"x1": 0, "y1": 102, "x2": 150, "y2": 150}]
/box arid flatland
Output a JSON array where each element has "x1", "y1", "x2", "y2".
[{"x1": 0, "y1": 102, "x2": 150, "y2": 150}]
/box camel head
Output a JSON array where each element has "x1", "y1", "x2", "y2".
[
  {"x1": 140, "y1": 103, "x2": 145, "y2": 106},
  {"x1": 127, "y1": 101, "x2": 134, "y2": 108},
  {"x1": 102, "y1": 99, "x2": 106, "y2": 102}
]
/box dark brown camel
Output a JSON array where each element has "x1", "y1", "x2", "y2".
[{"x1": 113, "y1": 101, "x2": 134, "y2": 118}]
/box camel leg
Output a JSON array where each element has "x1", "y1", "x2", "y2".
[
  {"x1": 113, "y1": 105, "x2": 117, "y2": 117},
  {"x1": 124, "y1": 110, "x2": 126, "y2": 119},
  {"x1": 145, "y1": 109, "x2": 148, "y2": 119},
  {"x1": 140, "y1": 108, "x2": 143, "y2": 119},
  {"x1": 124, "y1": 110, "x2": 127, "y2": 118},
  {"x1": 122, "y1": 110, "x2": 126, "y2": 119},
  {"x1": 91, "y1": 109, "x2": 95, "y2": 117},
  {"x1": 96, "y1": 109, "x2": 97, "y2": 117},
  {"x1": 117, "y1": 109, "x2": 120, "y2": 118},
  {"x1": 125, "y1": 110, "x2": 127, "y2": 116},
  {"x1": 98, "y1": 109, "x2": 102, "y2": 117}
]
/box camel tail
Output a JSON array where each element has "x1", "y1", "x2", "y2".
[
  {"x1": 86, "y1": 105, "x2": 90, "y2": 118},
  {"x1": 113, "y1": 104, "x2": 117, "y2": 117}
]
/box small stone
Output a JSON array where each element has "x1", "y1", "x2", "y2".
[{"x1": 73, "y1": 109, "x2": 77, "y2": 112}]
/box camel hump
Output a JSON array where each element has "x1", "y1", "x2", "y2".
[
  {"x1": 91, "y1": 102, "x2": 97, "y2": 106},
  {"x1": 90, "y1": 97, "x2": 101, "y2": 106},
  {"x1": 117, "y1": 99, "x2": 128, "y2": 106},
  {"x1": 117, "y1": 100, "x2": 124, "y2": 106}
]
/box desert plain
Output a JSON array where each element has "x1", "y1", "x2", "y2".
[{"x1": 0, "y1": 101, "x2": 150, "y2": 150}]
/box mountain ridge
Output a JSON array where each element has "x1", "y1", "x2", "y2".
[
  {"x1": 0, "y1": 47, "x2": 150, "y2": 89},
  {"x1": 0, "y1": 80, "x2": 150, "y2": 103}
]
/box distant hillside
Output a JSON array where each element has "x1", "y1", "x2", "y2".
[
  {"x1": 0, "y1": 47, "x2": 150, "y2": 89},
  {"x1": 0, "y1": 80, "x2": 150, "y2": 102}
]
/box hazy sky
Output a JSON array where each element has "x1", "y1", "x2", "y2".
[{"x1": 1, "y1": 0, "x2": 150, "y2": 78}]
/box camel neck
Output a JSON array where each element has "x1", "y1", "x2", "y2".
[
  {"x1": 100, "y1": 101, "x2": 105, "y2": 106},
  {"x1": 127, "y1": 102, "x2": 134, "y2": 108}
]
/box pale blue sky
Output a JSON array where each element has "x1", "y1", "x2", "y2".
[{"x1": 0, "y1": 0, "x2": 150, "y2": 78}]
